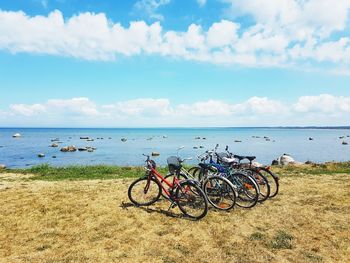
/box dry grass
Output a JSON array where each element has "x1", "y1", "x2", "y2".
[{"x1": 0, "y1": 171, "x2": 349, "y2": 263}]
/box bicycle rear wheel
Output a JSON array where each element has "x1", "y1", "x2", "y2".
[
  {"x1": 228, "y1": 173, "x2": 259, "y2": 208},
  {"x1": 128, "y1": 177, "x2": 161, "y2": 206},
  {"x1": 249, "y1": 170, "x2": 270, "y2": 202},
  {"x1": 203, "y1": 175, "x2": 236, "y2": 211},
  {"x1": 175, "y1": 180, "x2": 208, "y2": 220},
  {"x1": 256, "y1": 168, "x2": 279, "y2": 198}
]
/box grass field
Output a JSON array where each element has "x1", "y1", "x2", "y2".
[{"x1": 0, "y1": 164, "x2": 349, "y2": 262}]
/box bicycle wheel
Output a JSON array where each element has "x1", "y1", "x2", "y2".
[
  {"x1": 175, "y1": 180, "x2": 208, "y2": 220},
  {"x1": 228, "y1": 173, "x2": 259, "y2": 208},
  {"x1": 203, "y1": 175, "x2": 236, "y2": 211},
  {"x1": 128, "y1": 177, "x2": 161, "y2": 206},
  {"x1": 248, "y1": 170, "x2": 270, "y2": 202},
  {"x1": 161, "y1": 172, "x2": 188, "y2": 199},
  {"x1": 256, "y1": 168, "x2": 279, "y2": 198}
]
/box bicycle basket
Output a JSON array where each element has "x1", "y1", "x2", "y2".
[{"x1": 167, "y1": 156, "x2": 181, "y2": 172}]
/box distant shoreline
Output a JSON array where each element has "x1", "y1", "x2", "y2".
[{"x1": 1, "y1": 126, "x2": 350, "y2": 130}]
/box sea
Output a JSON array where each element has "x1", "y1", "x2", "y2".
[{"x1": 0, "y1": 127, "x2": 349, "y2": 168}]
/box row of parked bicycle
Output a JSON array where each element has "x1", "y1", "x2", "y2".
[{"x1": 128, "y1": 144, "x2": 279, "y2": 220}]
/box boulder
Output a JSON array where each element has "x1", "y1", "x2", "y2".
[
  {"x1": 60, "y1": 145, "x2": 77, "y2": 152},
  {"x1": 78, "y1": 147, "x2": 88, "y2": 151},
  {"x1": 275, "y1": 154, "x2": 302, "y2": 166},
  {"x1": 38, "y1": 153, "x2": 45, "y2": 158},
  {"x1": 12, "y1": 133, "x2": 21, "y2": 138}
]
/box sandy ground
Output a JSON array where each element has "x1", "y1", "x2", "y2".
[{"x1": 0, "y1": 172, "x2": 349, "y2": 263}]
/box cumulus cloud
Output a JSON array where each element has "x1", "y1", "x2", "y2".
[
  {"x1": 3, "y1": 94, "x2": 350, "y2": 126},
  {"x1": 293, "y1": 94, "x2": 350, "y2": 113},
  {"x1": 0, "y1": 6, "x2": 350, "y2": 71},
  {"x1": 10, "y1": 103, "x2": 46, "y2": 116}
]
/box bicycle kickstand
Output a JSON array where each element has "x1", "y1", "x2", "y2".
[{"x1": 167, "y1": 201, "x2": 177, "y2": 211}]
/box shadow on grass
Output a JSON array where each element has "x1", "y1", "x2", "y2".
[{"x1": 120, "y1": 201, "x2": 197, "y2": 221}]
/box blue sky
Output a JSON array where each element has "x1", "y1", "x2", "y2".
[{"x1": 0, "y1": 0, "x2": 350, "y2": 127}]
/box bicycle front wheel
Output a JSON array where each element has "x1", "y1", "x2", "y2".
[
  {"x1": 128, "y1": 177, "x2": 161, "y2": 206},
  {"x1": 175, "y1": 180, "x2": 208, "y2": 220},
  {"x1": 203, "y1": 175, "x2": 236, "y2": 211}
]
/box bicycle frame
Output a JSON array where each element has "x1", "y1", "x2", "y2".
[{"x1": 147, "y1": 166, "x2": 182, "y2": 199}]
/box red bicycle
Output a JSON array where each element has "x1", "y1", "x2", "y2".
[{"x1": 128, "y1": 154, "x2": 208, "y2": 220}]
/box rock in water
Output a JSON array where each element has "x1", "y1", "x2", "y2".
[
  {"x1": 80, "y1": 136, "x2": 90, "y2": 140},
  {"x1": 121, "y1": 138, "x2": 127, "y2": 142},
  {"x1": 78, "y1": 147, "x2": 88, "y2": 151},
  {"x1": 50, "y1": 143, "x2": 59, "y2": 147},
  {"x1": 38, "y1": 153, "x2": 45, "y2": 158},
  {"x1": 60, "y1": 145, "x2": 77, "y2": 152},
  {"x1": 309, "y1": 137, "x2": 314, "y2": 141},
  {"x1": 342, "y1": 141, "x2": 348, "y2": 145},
  {"x1": 12, "y1": 133, "x2": 21, "y2": 138},
  {"x1": 152, "y1": 152, "x2": 160, "y2": 157}
]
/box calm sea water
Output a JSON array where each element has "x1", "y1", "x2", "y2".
[{"x1": 0, "y1": 128, "x2": 349, "y2": 168}]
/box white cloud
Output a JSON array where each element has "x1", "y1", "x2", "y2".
[
  {"x1": 109, "y1": 98, "x2": 172, "y2": 116},
  {"x1": 4, "y1": 94, "x2": 350, "y2": 126},
  {"x1": 133, "y1": 0, "x2": 171, "y2": 20},
  {"x1": 10, "y1": 103, "x2": 46, "y2": 116},
  {"x1": 293, "y1": 94, "x2": 350, "y2": 113},
  {"x1": 207, "y1": 20, "x2": 239, "y2": 48},
  {"x1": 0, "y1": 6, "x2": 350, "y2": 71}
]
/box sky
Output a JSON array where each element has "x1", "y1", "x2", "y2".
[{"x1": 0, "y1": 0, "x2": 350, "y2": 127}]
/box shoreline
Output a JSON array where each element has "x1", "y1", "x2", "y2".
[{"x1": 1, "y1": 162, "x2": 350, "y2": 181}]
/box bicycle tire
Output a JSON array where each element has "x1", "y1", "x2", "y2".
[
  {"x1": 128, "y1": 177, "x2": 161, "y2": 206},
  {"x1": 253, "y1": 167, "x2": 279, "y2": 198},
  {"x1": 248, "y1": 170, "x2": 270, "y2": 202},
  {"x1": 227, "y1": 173, "x2": 259, "y2": 208},
  {"x1": 175, "y1": 180, "x2": 208, "y2": 220},
  {"x1": 203, "y1": 175, "x2": 236, "y2": 211}
]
